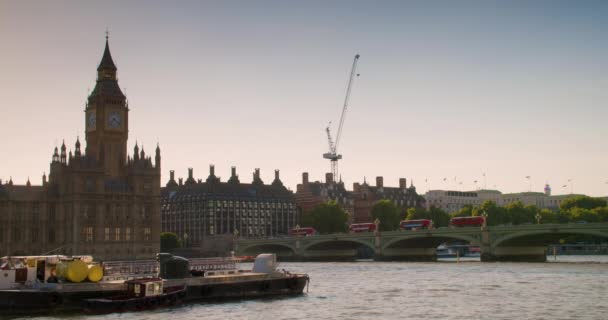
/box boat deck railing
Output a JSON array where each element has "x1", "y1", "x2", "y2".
[
  {"x1": 189, "y1": 257, "x2": 240, "y2": 271},
  {"x1": 101, "y1": 257, "x2": 240, "y2": 279},
  {"x1": 102, "y1": 260, "x2": 159, "y2": 277}
]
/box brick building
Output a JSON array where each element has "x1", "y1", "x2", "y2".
[
  {"x1": 295, "y1": 172, "x2": 354, "y2": 219},
  {"x1": 295, "y1": 173, "x2": 424, "y2": 224},
  {"x1": 351, "y1": 177, "x2": 425, "y2": 223}
]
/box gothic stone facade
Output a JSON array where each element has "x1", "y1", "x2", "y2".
[
  {"x1": 0, "y1": 39, "x2": 161, "y2": 260},
  {"x1": 162, "y1": 166, "x2": 299, "y2": 243}
]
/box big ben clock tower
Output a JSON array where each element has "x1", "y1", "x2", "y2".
[
  {"x1": 85, "y1": 35, "x2": 129, "y2": 177},
  {"x1": 2, "y1": 35, "x2": 162, "y2": 261}
]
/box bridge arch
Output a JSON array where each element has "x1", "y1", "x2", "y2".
[
  {"x1": 238, "y1": 243, "x2": 296, "y2": 257},
  {"x1": 492, "y1": 228, "x2": 608, "y2": 248},
  {"x1": 301, "y1": 238, "x2": 375, "y2": 252},
  {"x1": 382, "y1": 233, "x2": 480, "y2": 251}
]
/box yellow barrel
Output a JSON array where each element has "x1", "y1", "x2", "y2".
[
  {"x1": 87, "y1": 264, "x2": 104, "y2": 282},
  {"x1": 55, "y1": 262, "x2": 68, "y2": 278},
  {"x1": 57, "y1": 260, "x2": 88, "y2": 283},
  {"x1": 26, "y1": 258, "x2": 37, "y2": 268}
]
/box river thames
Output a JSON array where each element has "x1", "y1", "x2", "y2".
[{"x1": 18, "y1": 256, "x2": 608, "y2": 320}]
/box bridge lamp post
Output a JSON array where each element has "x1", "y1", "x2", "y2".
[
  {"x1": 374, "y1": 218, "x2": 380, "y2": 235},
  {"x1": 535, "y1": 213, "x2": 542, "y2": 224},
  {"x1": 295, "y1": 224, "x2": 301, "y2": 237},
  {"x1": 481, "y1": 211, "x2": 488, "y2": 230}
]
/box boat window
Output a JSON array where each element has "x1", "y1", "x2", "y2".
[
  {"x1": 134, "y1": 284, "x2": 140, "y2": 295},
  {"x1": 147, "y1": 283, "x2": 155, "y2": 295},
  {"x1": 155, "y1": 283, "x2": 161, "y2": 294}
]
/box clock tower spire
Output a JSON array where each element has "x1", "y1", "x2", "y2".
[
  {"x1": 97, "y1": 33, "x2": 117, "y2": 81},
  {"x1": 85, "y1": 34, "x2": 129, "y2": 177}
]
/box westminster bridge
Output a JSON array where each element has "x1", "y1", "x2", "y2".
[{"x1": 235, "y1": 223, "x2": 608, "y2": 262}]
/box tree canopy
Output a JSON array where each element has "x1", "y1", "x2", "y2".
[
  {"x1": 405, "y1": 207, "x2": 427, "y2": 220},
  {"x1": 504, "y1": 202, "x2": 537, "y2": 225},
  {"x1": 449, "y1": 199, "x2": 608, "y2": 226},
  {"x1": 302, "y1": 201, "x2": 349, "y2": 234},
  {"x1": 472, "y1": 200, "x2": 506, "y2": 226},
  {"x1": 427, "y1": 207, "x2": 451, "y2": 227},
  {"x1": 406, "y1": 206, "x2": 451, "y2": 227},
  {"x1": 160, "y1": 232, "x2": 181, "y2": 252},
  {"x1": 437, "y1": 198, "x2": 608, "y2": 244},
  {"x1": 451, "y1": 205, "x2": 474, "y2": 218},
  {"x1": 560, "y1": 196, "x2": 607, "y2": 211},
  {"x1": 371, "y1": 200, "x2": 401, "y2": 231}
]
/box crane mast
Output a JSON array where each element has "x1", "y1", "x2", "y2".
[
  {"x1": 326, "y1": 124, "x2": 335, "y2": 153},
  {"x1": 323, "y1": 54, "x2": 360, "y2": 180}
]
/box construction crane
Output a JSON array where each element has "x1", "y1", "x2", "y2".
[{"x1": 323, "y1": 54, "x2": 360, "y2": 180}]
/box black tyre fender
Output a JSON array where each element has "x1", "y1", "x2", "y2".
[{"x1": 48, "y1": 293, "x2": 63, "y2": 306}]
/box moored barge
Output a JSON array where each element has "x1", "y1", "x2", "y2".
[
  {"x1": 0, "y1": 253, "x2": 309, "y2": 315},
  {"x1": 84, "y1": 278, "x2": 186, "y2": 314}
]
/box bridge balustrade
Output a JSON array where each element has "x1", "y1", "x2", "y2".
[{"x1": 235, "y1": 223, "x2": 608, "y2": 262}]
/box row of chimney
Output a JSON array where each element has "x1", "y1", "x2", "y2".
[
  {"x1": 301, "y1": 172, "x2": 409, "y2": 189},
  {"x1": 169, "y1": 165, "x2": 281, "y2": 186}
]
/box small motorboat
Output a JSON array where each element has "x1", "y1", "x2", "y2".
[{"x1": 84, "y1": 278, "x2": 186, "y2": 314}]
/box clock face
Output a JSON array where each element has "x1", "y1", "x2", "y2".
[
  {"x1": 108, "y1": 112, "x2": 122, "y2": 129},
  {"x1": 87, "y1": 112, "x2": 96, "y2": 129}
]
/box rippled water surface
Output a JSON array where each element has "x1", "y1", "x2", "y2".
[{"x1": 19, "y1": 256, "x2": 608, "y2": 320}]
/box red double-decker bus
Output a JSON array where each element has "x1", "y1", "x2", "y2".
[
  {"x1": 399, "y1": 219, "x2": 433, "y2": 230},
  {"x1": 349, "y1": 223, "x2": 377, "y2": 233},
  {"x1": 289, "y1": 227, "x2": 317, "y2": 237},
  {"x1": 449, "y1": 216, "x2": 485, "y2": 228}
]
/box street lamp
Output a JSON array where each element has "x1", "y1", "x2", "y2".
[
  {"x1": 481, "y1": 211, "x2": 488, "y2": 230},
  {"x1": 183, "y1": 233, "x2": 188, "y2": 248},
  {"x1": 234, "y1": 228, "x2": 239, "y2": 239},
  {"x1": 295, "y1": 224, "x2": 301, "y2": 237},
  {"x1": 535, "y1": 213, "x2": 542, "y2": 224},
  {"x1": 374, "y1": 218, "x2": 380, "y2": 234}
]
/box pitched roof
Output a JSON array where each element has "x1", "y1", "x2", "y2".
[
  {"x1": 162, "y1": 181, "x2": 294, "y2": 202},
  {"x1": 301, "y1": 181, "x2": 350, "y2": 199},
  {"x1": 90, "y1": 39, "x2": 125, "y2": 99},
  {"x1": 89, "y1": 80, "x2": 125, "y2": 99},
  {"x1": 97, "y1": 39, "x2": 117, "y2": 71}
]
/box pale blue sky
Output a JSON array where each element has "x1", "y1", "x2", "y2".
[{"x1": 1, "y1": 0, "x2": 607, "y2": 196}]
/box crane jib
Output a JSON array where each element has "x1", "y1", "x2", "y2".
[{"x1": 324, "y1": 54, "x2": 360, "y2": 179}]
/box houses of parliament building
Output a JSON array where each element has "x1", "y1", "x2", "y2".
[{"x1": 0, "y1": 38, "x2": 161, "y2": 260}]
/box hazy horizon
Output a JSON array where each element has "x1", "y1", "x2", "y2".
[{"x1": 1, "y1": 0, "x2": 607, "y2": 196}]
